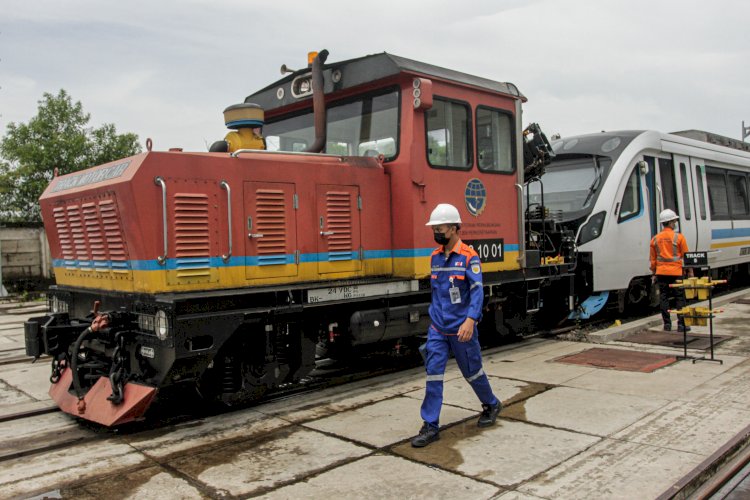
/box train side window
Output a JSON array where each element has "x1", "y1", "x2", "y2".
[
  {"x1": 706, "y1": 166, "x2": 730, "y2": 219},
  {"x1": 679, "y1": 163, "x2": 692, "y2": 220},
  {"x1": 618, "y1": 166, "x2": 641, "y2": 222},
  {"x1": 264, "y1": 87, "x2": 400, "y2": 161},
  {"x1": 476, "y1": 106, "x2": 514, "y2": 173},
  {"x1": 729, "y1": 173, "x2": 750, "y2": 219},
  {"x1": 659, "y1": 158, "x2": 678, "y2": 215},
  {"x1": 426, "y1": 98, "x2": 472, "y2": 169},
  {"x1": 695, "y1": 165, "x2": 707, "y2": 220}
]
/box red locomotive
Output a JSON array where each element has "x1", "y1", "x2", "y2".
[{"x1": 25, "y1": 50, "x2": 574, "y2": 425}]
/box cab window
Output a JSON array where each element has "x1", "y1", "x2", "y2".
[
  {"x1": 679, "y1": 163, "x2": 692, "y2": 221},
  {"x1": 659, "y1": 158, "x2": 678, "y2": 214},
  {"x1": 695, "y1": 165, "x2": 707, "y2": 220},
  {"x1": 264, "y1": 88, "x2": 400, "y2": 160},
  {"x1": 426, "y1": 98, "x2": 471, "y2": 169},
  {"x1": 618, "y1": 166, "x2": 641, "y2": 222},
  {"x1": 476, "y1": 107, "x2": 514, "y2": 173}
]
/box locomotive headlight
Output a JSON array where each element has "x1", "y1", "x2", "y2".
[
  {"x1": 155, "y1": 310, "x2": 170, "y2": 341},
  {"x1": 577, "y1": 211, "x2": 606, "y2": 245},
  {"x1": 291, "y1": 74, "x2": 314, "y2": 98}
]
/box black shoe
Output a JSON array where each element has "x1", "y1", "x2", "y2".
[
  {"x1": 678, "y1": 325, "x2": 691, "y2": 333},
  {"x1": 411, "y1": 423, "x2": 439, "y2": 448},
  {"x1": 478, "y1": 401, "x2": 502, "y2": 428},
  {"x1": 663, "y1": 324, "x2": 672, "y2": 331}
]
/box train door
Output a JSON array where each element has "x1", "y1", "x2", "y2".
[
  {"x1": 671, "y1": 155, "x2": 698, "y2": 250},
  {"x1": 607, "y1": 160, "x2": 650, "y2": 292},
  {"x1": 243, "y1": 182, "x2": 299, "y2": 279},
  {"x1": 316, "y1": 184, "x2": 362, "y2": 274},
  {"x1": 689, "y1": 158, "x2": 712, "y2": 251}
]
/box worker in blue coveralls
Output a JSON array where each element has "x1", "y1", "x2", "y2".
[{"x1": 411, "y1": 203, "x2": 502, "y2": 448}]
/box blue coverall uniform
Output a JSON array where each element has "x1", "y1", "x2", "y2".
[{"x1": 420, "y1": 240, "x2": 499, "y2": 430}]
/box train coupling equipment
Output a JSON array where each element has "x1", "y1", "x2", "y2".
[
  {"x1": 568, "y1": 291, "x2": 610, "y2": 320},
  {"x1": 523, "y1": 123, "x2": 555, "y2": 182}
]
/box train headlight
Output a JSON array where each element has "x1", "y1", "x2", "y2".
[
  {"x1": 291, "y1": 74, "x2": 314, "y2": 98},
  {"x1": 578, "y1": 211, "x2": 606, "y2": 245},
  {"x1": 155, "y1": 310, "x2": 169, "y2": 341}
]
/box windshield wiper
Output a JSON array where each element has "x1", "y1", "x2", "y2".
[{"x1": 581, "y1": 158, "x2": 602, "y2": 208}]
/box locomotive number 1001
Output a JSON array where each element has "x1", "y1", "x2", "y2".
[{"x1": 464, "y1": 238, "x2": 504, "y2": 263}]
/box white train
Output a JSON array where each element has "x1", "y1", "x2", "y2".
[{"x1": 526, "y1": 129, "x2": 750, "y2": 317}]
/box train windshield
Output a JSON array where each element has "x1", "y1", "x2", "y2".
[
  {"x1": 527, "y1": 132, "x2": 640, "y2": 218},
  {"x1": 527, "y1": 155, "x2": 612, "y2": 214},
  {"x1": 264, "y1": 88, "x2": 400, "y2": 159}
]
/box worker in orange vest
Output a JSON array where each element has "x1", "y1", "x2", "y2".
[{"x1": 650, "y1": 209, "x2": 692, "y2": 332}]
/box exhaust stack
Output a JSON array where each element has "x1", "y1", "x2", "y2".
[{"x1": 304, "y1": 49, "x2": 329, "y2": 153}]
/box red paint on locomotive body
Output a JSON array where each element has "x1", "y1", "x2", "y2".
[
  {"x1": 384, "y1": 76, "x2": 523, "y2": 276},
  {"x1": 49, "y1": 368, "x2": 157, "y2": 426}
]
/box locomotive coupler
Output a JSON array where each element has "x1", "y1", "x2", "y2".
[{"x1": 69, "y1": 304, "x2": 133, "y2": 405}]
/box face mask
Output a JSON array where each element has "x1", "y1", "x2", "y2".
[{"x1": 434, "y1": 231, "x2": 450, "y2": 245}]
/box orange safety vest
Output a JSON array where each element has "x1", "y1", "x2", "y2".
[{"x1": 650, "y1": 227, "x2": 688, "y2": 276}]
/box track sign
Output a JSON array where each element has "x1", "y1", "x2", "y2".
[{"x1": 684, "y1": 251, "x2": 708, "y2": 268}]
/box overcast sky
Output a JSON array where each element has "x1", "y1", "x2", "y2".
[{"x1": 2, "y1": 0, "x2": 748, "y2": 154}]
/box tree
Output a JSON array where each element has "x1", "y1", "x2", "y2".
[{"x1": 0, "y1": 90, "x2": 141, "y2": 222}]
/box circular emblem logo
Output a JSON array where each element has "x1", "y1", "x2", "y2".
[{"x1": 465, "y1": 178, "x2": 487, "y2": 217}]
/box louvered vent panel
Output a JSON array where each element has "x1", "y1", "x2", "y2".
[
  {"x1": 326, "y1": 191, "x2": 353, "y2": 261},
  {"x1": 50, "y1": 194, "x2": 129, "y2": 272},
  {"x1": 174, "y1": 193, "x2": 210, "y2": 276},
  {"x1": 82, "y1": 202, "x2": 107, "y2": 271},
  {"x1": 53, "y1": 206, "x2": 76, "y2": 267},
  {"x1": 67, "y1": 205, "x2": 90, "y2": 268},
  {"x1": 255, "y1": 189, "x2": 287, "y2": 265},
  {"x1": 99, "y1": 199, "x2": 128, "y2": 270}
]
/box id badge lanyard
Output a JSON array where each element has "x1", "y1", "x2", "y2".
[{"x1": 449, "y1": 277, "x2": 461, "y2": 304}]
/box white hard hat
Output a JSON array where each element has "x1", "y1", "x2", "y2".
[
  {"x1": 659, "y1": 208, "x2": 679, "y2": 224},
  {"x1": 426, "y1": 203, "x2": 462, "y2": 226}
]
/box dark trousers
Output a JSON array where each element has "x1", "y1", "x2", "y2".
[
  {"x1": 657, "y1": 275, "x2": 686, "y2": 328},
  {"x1": 420, "y1": 325, "x2": 498, "y2": 429}
]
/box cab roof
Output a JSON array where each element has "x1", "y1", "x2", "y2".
[{"x1": 245, "y1": 52, "x2": 525, "y2": 111}]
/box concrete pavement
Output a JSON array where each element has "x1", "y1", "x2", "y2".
[{"x1": 0, "y1": 294, "x2": 749, "y2": 498}]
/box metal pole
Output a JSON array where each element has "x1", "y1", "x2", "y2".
[
  {"x1": 0, "y1": 229, "x2": 5, "y2": 297},
  {"x1": 743, "y1": 120, "x2": 750, "y2": 142}
]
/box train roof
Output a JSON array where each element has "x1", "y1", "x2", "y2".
[
  {"x1": 552, "y1": 129, "x2": 750, "y2": 166},
  {"x1": 245, "y1": 52, "x2": 525, "y2": 112},
  {"x1": 551, "y1": 130, "x2": 644, "y2": 158},
  {"x1": 670, "y1": 129, "x2": 750, "y2": 154}
]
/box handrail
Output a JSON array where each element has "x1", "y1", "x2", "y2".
[
  {"x1": 230, "y1": 149, "x2": 343, "y2": 159},
  {"x1": 220, "y1": 180, "x2": 232, "y2": 262},
  {"x1": 656, "y1": 184, "x2": 663, "y2": 216},
  {"x1": 154, "y1": 176, "x2": 167, "y2": 265},
  {"x1": 515, "y1": 183, "x2": 526, "y2": 267}
]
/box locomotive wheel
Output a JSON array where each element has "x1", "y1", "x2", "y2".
[{"x1": 197, "y1": 352, "x2": 271, "y2": 405}]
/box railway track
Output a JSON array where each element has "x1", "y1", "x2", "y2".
[
  {"x1": 0, "y1": 349, "x2": 45, "y2": 367},
  {"x1": 0, "y1": 405, "x2": 60, "y2": 424},
  {"x1": 0, "y1": 333, "x2": 543, "y2": 466},
  {"x1": 0, "y1": 349, "x2": 423, "y2": 464},
  {"x1": 705, "y1": 445, "x2": 750, "y2": 499}
]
